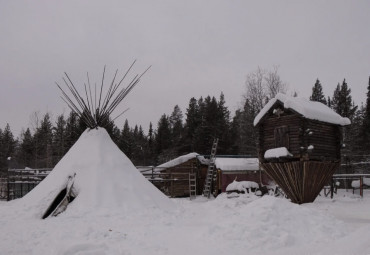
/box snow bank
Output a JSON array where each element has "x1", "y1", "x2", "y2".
[
  {"x1": 19, "y1": 128, "x2": 174, "y2": 218},
  {"x1": 2, "y1": 190, "x2": 368, "y2": 254},
  {"x1": 351, "y1": 178, "x2": 370, "y2": 188},
  {"x1": 254, "y1": 93, "x2": 351, "y2": 126},
  {"x1": 264, "y1": 147, "x2": 293, "y2": 159},
  {"x1": 226, "y1": 180, "x2": 259, "y2": 192},
  {"x1": 215, "y1": 158, "x2": 259, "y2": 171},
  {"x1": 155, "y1": 152, "x2": 200, "y2": 172}
]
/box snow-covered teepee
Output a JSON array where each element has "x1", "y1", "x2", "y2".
[{"x1": 22, "y1": 62, "x2": 174, "y2": 218}]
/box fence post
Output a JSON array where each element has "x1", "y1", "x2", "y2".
[
  {"x1": 330, "y1": 177, "x2": 334, "y2": 199},
  {"x1": 360, "y1": 176, "x2": 363, "y2": 197}
]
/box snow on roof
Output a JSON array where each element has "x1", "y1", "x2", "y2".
[
  {"x1": 215, "y1": 158, "x2": 259, "y2": 171},
  {"x1": 264, "y1": 147, "x2": 293, "y2": 159},
  {"x1": 253, "y1": 93, "x2": 351, "y2": 126},
  {"x1": 155, "y1": 152, "x2": 199, "y2": 171}
]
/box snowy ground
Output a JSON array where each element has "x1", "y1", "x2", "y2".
[{"x1": 1, "y1": 190, "x2": 370, "y2": 255}]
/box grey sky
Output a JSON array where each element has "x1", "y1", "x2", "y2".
[{"x1": 1, "y1": 0, "x2": 369, "y2": 136}]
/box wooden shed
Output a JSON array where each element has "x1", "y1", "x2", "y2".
[
  {"x1": 254, "y1": 93, "x2": 350, "y2": 203},
  {"x1": 153, "y1": 153, "x2": 208, "y2": 197},
  {"x1": 214, "y1": 157, "x2": 273, "y2": 193}
]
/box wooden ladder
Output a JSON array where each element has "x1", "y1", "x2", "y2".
[
  {"x1": 202, "y1": 138, "x2": 219, "y2": 198},
  {"x1": 189, "y1": 173, "x2": 197, "y2": 200}
]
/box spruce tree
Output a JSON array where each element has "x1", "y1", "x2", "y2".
[
  {"x1": 53, "y1": 114, "x2": 67, "y2": 165},
  {"x1": 18, "y1": 128, "x2": 34, "y2": 168},
  {"x1": 169, "y1": 105, "x2": 184, "y2": 148},
  {"x1": 65, "y1": 111, "x2": 80, "y2": 150},
  {"x1": 155, "y1": 114, "x2": 172, "y2": 161},
  {"x1": 0, "y1": 124, "x2": 16, "y2": 174},
  {"x1": 118, "y1": 119, "x2": 133, "y2": 158},
  {"x1": 310, "y1": 79, "x2": 327, "y2": 104},
  {"x1": 184, "y1": 97, "x2": 200, "y2": 151},
  {"x1": 33, "y1": 113, "x2": 53, "y2": 168},
  {"x1": 362, "y1": 77, "x2": 370, "y2": 150},
  {"x1": 216, "y1": 92, "x2": 231, "y2": 154}
]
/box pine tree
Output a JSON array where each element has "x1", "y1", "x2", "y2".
[
  {"x1": 53, "y1": 114, "x2": 67, "y2": 165},
  {"x1": 0, "y1": 124, "x2": 16, "y2": 174},
  {"x1": 65, "y1": 111, "x2": 80, "y2": 150},
  {"x1": 169, "y1": 105, "x2": 184, "y2": 148},
  {"x1": 362, "y1": 77, "x2": 370, "y2": 150},
  {"x1": 184, "y1": 97, "x2": 201, "y2": 151},
  {"x1": 155, "y1": 114, "x2": 172, "y2": 161},
  {"x1": 310, "y1": 79, "x2": 327, "y2": 104},
  {"x1": 118, "y1": 119, "x2": 133, "y2": 158},
  {"x1": 332, "y1": 79, "x2": 357, "y2": 119},
  {"x1": 216, "y1": 92, "x2": 231, "y2": 154},
  {"x1": 18, "y1": 128, "x2": 34, "y2": 168},
  {"x1": 331, "y1": 83, "x2": 341, "y2": 112},
  {"x1": 33, "y1": 113, "x2": 53, "y2": 168}
]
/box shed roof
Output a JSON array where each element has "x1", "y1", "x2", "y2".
[
  {"x1": 155, "y1": 152, "x2": 207, "y2": 172},
  {"x1": 253, "y1": 93, "x2": 351, "y2": 126},
  {"x1": 215, "y1": 158, "x2": 259, "y2": 171}
]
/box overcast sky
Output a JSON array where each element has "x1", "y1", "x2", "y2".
[{"x1": 1, "y1": 0, "x2": 370, "y2": 136}]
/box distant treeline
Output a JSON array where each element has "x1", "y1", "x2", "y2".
[{"x1": 1, "y1": 68, "x2": 370, "y2": 175}]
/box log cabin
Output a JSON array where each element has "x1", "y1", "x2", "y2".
[
  {"x1": 214, "y1": 157, "x2": 273, "y2": 193},
  {"x1": 254, "y1": 93, "x2": 350, "y2": 203},
  {"x1": 153, "y1": 153, "x2": 208, "y2": 197}
]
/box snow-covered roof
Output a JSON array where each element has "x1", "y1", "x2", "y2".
[
  {"x1": 215, "y1": 158, "x2": 259, "y2": 171},
  {"x1": 253, "y1": 93, "x2": 351, "y2": 126},
  {"x1": 264, "y1": 147, "x2": 293, "y2": 159},
  {"x1": 155, "y1": 153, "x2": 200, "y2": 171}
]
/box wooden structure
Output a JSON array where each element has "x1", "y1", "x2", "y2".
[
  {"x1": 254, "y1": 93, "x2": 350, "y2": 204},
  {"x1": 215, "y1": 157, "x2": 273, "y2": 193},
  {"x1": 141, "y1": 153, "x2": 208, "y2": 197},
  {"x1": 2, "y1": 168, "x2": 52, "y2": 201}
]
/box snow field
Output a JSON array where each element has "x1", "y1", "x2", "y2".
[{"x1": 3, "y1": 191, "x2": 370, "y2": 254}]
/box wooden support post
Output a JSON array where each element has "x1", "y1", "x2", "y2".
[
  {"x1": 330, "y1": 178, "x2": 334, "y2": 199},
  {"x1": 360, "y1": 176, "x2": 363, "y2": 197}
]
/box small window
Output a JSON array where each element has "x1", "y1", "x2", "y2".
[{"x1": 274, "y1": 126, "x2": 289, "y2": 149}]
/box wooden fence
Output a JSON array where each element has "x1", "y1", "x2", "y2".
[{"x1": 0, "y1": 168, "x2": 52, "y2": 201}]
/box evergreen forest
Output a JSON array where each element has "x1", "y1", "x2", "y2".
[{"x1": 1, "y1": 73, "x2": 370, "y2": 177}]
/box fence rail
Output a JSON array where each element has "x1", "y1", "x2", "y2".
[{"x1": 0, "y1": 168, "x2": 52, "y2": 201}]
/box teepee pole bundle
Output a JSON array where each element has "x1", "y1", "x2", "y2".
[{"x1": 56, "y1": 61, "x2": 151, "y2": 129}]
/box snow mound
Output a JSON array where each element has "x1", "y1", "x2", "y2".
[
  {"x1": 351, "y1": 178, "x2": 370, "y2": 188},
  {"x1": 254, "y1": 93, "x2": 351, "y2": 126},
  {"x1": 204, "y1": 195, "x2": 348, "y2": 253},
  {"x1": 226, "y1": 180, "x2": 259, "y2": 192},
  {"x1": 20, "y1": 128, "x2": 174, "y2": 218}
]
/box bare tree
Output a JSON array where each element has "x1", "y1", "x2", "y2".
[
  {"x1": 29, "y1": 111, "x2": 41, "y2": 133},
  {"x1": 244, "y1": 67, "x2": 266, "y2": 116},
  {"x1": 265, "y1": 65, "x2": 287, "y2": 99},
  {"x1": 244, "y1": 66, "x2": 287, "y2": 115}
]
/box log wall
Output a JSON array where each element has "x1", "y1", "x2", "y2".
[
  {"x1": 258, "y1": 112, "x2": 303, "y2": 162},
  {"x1": 305, "y1": 119, "x2": 341, "y2": 161}
]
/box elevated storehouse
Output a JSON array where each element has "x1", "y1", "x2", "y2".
[{"x1": 254, "y1": 93, "x2": 350, "y2": 203}]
